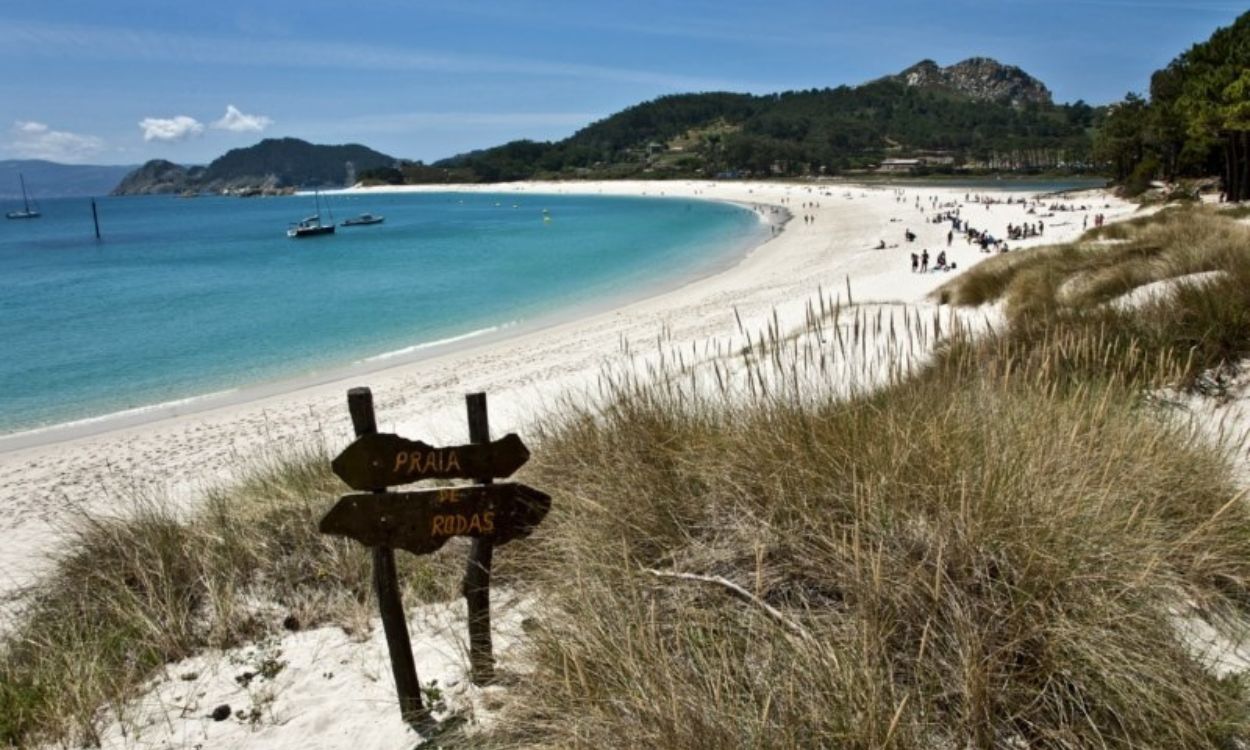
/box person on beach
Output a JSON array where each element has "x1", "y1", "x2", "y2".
[
  {"x1": 947, "y1": 229, "x2": 953, "y2": 246},
  {"x1": 911, "y1": 252, "x2": 918, "y2": 272},
  {"x1": 921, "y1": 249, "x2": 929, "y2": 272},
  {"x1": 935, "y1": 250, "x2": 947, "y2": 271}
]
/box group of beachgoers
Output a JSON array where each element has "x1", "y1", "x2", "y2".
[
  {"x1": 910, "y1": 248, "x2": 956, "y2": 273},
  {"x1": 1006, "y1": 221, "x2": 1044, "y2": 241},
  {"x1": 750, "y1": 203, "x2": 788, "y2": 236},
  {"x1": 871, "y1": 187, "x2": 1124, "y2": 278}
]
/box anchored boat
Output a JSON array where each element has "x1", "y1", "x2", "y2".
[
  {"x1": 341, "y1": 213, "x2": 384, "y2": 227},
  {"x1": 6, "y1": 174, "x2": 40, "y2": 220},
  {"x1": 288, "y1": 190, "x2": 335, "y2": 237}
]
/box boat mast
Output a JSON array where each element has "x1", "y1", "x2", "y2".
[{"x1": 19, "y1": 174, "x2": 30, "y2": 213}]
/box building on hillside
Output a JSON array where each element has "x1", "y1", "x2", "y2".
[{"x1": 877, "y1": 158, "x2": 924, "y2": 173}]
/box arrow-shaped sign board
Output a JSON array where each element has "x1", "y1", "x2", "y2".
[
  {"x1": 331, "y1": 432, "x2": 530, "y2": 490},
  {"x1": 319, "y1": 482, "x2": 550, "y2": 556}
]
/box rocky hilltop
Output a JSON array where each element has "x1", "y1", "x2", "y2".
[
  {"x1": 893, "y1": 58, "x2": 1053, "y2": 107},
  {"x1": 112, "y1": 138, "x2": 397, "y2": 196},
  {"x1": 110, "y1": 160, "x2": 201, "y2": 195}
]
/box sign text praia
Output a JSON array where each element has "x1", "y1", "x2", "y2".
[{"x1": 319, "y1": 388, "x2": 550, "y2": 725}]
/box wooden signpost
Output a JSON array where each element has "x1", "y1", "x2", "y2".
[
  {"x1": 321, "y1": 483, "x2": 551, "y2": 556},
  {"x1": 331, "y1": 432, "x2": 530, "y2": 490},
  {"x1": 320, "y1": 387, "x2": 548, "y2": 726}
]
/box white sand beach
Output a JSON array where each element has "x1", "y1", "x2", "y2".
[{"x1": 0, "y1": 180, "x2": 1133, "y2": 610}]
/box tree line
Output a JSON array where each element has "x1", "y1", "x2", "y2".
[
  {"x1": 362, "y1": 80, "x2": 1102, "y2": 185},
  {"x1": 1095, "y1": 10, "x2": 1250, "y2": 200},
  {"x1": 359, "y1": 14, "x2": 1250, "y2": 195}
]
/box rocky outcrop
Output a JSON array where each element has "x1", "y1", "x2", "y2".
[
  {"x1": 895, "y1": 58, "x2": 1053, "y2": 107},
  {"x1": 110, "y1": 160, "x2": 193, "y2": 195}
]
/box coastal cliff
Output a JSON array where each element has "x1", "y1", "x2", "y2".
[{"x1": 110, "y1": 159, "x2": 198, "y2": 195}]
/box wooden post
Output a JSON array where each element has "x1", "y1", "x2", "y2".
[
  {"x1": 347, "y1": 387, "x2": 425, "y2": 724},
  {"x1": 91, "y1": 199, "x2": 101, "y2": 240},
  {"x1": 462, "y1": 392, "x2": 496, "y2": 684}
]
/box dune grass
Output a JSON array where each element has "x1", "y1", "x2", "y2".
[
  {"x1": 938, "y1": 206, "x2": 1249, "y2": 314},
  {"x1": 937, "y1": 206, "x2": 1250, "y2": 390},
  {"x1": 475, "y1": 319, "x2": 1250, "y2": 748},
  {"x1": 4, "y1": 205, "x2": 1250, "y2": 748},
  {"x1": 0, "y1": 445, "x2": 463, "y2": 747}
]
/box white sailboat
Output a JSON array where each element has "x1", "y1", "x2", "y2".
[{"x1": 6, "y1": 173, "x2": 40, "y2": 220}]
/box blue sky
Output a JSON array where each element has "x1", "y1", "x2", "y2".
[{"x1": 1, "y1": 0, "x2": 1243, "y2": 165}]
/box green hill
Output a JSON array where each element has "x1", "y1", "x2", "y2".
[
  {"x1": 428, "y1": 58, "x2": 1100, "y2": 182},
  {"x1": 113, "y1": 138, "x2": 397, "y2": 195}
]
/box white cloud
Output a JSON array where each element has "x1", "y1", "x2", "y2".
[
  {"x1": 139, "y1": 115, "x2": 204, "y2": 142},
  {"x1": 211, "y1": 105, "x2": 273, "y2": 133},
  {"x1": 10, "y1": 120, "x2": 104, "y2": 163}
]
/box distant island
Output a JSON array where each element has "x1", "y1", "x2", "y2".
[
  {"x1": 0, "y1": 160, "x2": 136, "y2": 200},
  {"x1": 112, "y1": 138, "x2": 397, "y2": 196}
]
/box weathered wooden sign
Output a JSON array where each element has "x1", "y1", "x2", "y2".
[
  {"x1": 320, "y1": 483, "x2": 550, "y2": 555},
  {"x1": 331, "y1": 432, "x2": 529, "y2": 490},
  {"x1": 319, "y1": 387, "x2": 547, "y2": 725}
]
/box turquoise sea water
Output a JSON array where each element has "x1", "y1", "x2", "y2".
[{"x1": 0, "y1": 192, "x2": 765, "y2": 434}]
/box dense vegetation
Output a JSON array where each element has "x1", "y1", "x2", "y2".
[
  {"x1": 428, "y1": 76, "x2": 1099, "y2": 182},
  {"x1": 201, "y1": 138, "x2": 395, "y2": 188},
  {"x1": 1095, "y1": 10, "x2": 1250, "y2": 199}
]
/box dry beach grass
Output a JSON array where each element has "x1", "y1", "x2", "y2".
[
  {"x1": 0, "y1": 444, "x2": 464, "y2": 746},
  {"x1": 479, "y1": 213, "x2": 1250, "y2": 748},
  {"x1": 4, "y1": 204, "x2": 1250, "y2": 748}
]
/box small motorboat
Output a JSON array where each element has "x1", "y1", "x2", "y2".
[{"x1": 341, "y1": 213, "x2": 384, "y2": 227}]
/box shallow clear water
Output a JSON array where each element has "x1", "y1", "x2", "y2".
[{"x1": 0, "y1": 192, "x2": 764, "y2": 433}]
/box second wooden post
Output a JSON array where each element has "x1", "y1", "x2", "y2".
[{"x1": 462, "y1": 392, "x2": 496, "y2": 684}]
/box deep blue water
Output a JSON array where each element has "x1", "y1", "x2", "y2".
[{"x1": 0, "y1": 192, "x2": 765, "y2": 434}]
